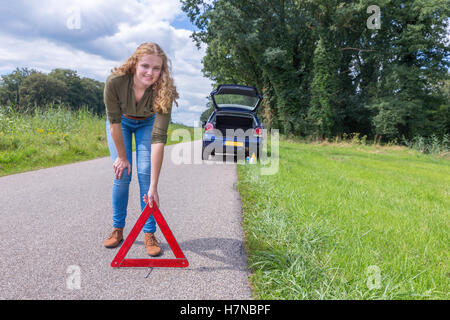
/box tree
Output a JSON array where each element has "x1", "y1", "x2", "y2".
[
  {"x1": 1, "y1": 68, "x2": 106, "y2": 115},
  {"x1": 80, "y1": 77, "x2": 105, "y2": 115},
  {"x1": 186, "y1": 0, "x2": 450, "y2": 140},
  {"x1": 308, "y1": 36, "x2": 340, "y2": 138},
  {"x1": 365, "y1": 0, "x2": 450, "y2": 140},
  {"x1": 48, "y1": 69, "x2": 83, "y2": 109},
  {"x1": 0, "y1": 67, "x2": 36, "y2": 107},
  {"x1": 19, "y1": 72, "x2": 66, "y2": 108},
  {"x1": 182, "y1": 0, "x2": 315, "y2": 135}
]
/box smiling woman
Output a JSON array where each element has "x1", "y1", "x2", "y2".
[
  {"x1": 109, "y1": 42, "x2": 179, "y2": 114},
  {"x1": 103, "y1": 42, "x2": 179, "y2": 256},
  {"x1": 134, "y1": 55, "x2": 162, "y2": 89}
]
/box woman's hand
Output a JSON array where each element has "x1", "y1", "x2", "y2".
[
  {"x1": 143, "y1": 186, "x2": 159, "y2": 208},
  {"x1": 113, "y1": 156, "x2": 131, "y2": 180}
]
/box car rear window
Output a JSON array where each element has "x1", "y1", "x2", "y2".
[{"x1": 214, "y1": 94, "x2": 259, "y2": 110}]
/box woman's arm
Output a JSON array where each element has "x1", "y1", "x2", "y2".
[
  {"x1": 110, "y1": 123, "x2": 131, "y2": 180},
  {"x1": 144, "y1": 142, "x2": 164, "y2": 207},
  {"x1": 144, "y1": 104, "x2": 171, "y2": 208}
]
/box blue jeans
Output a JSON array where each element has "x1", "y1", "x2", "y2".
[{"x1": 106, "y1": 114, "x2": 156, "y2": 233}]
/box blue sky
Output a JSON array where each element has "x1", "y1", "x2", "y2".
[{"x1": 0, "y1": 0, "x2": 212, "y2": 126}]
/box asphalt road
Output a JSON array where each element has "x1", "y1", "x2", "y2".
[{"x1": 0, "y1": 140, "x2": 252, "y2": 299}]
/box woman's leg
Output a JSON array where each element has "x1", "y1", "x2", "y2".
[
  {"x1": 106, "y1": 118, "x2": 133, "y2": 229},
  {"x1": 134, "y1": 115, "x2": 156, "y2": 233}
]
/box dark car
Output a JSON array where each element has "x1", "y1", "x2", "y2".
[{"x1": 202, "y1": 84, "x2": 263, "y2": 161}]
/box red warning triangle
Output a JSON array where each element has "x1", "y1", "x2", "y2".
[{"x1": 111, "y1": 201, "x2": 189, "y2": 268}]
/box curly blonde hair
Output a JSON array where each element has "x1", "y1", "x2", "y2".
[{"x1": 111, "y1": 42, "x2": 179, "y2": 114}]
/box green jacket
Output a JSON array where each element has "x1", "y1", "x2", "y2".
[{"x1": 104, "y1": 73, "x2": 171, "y2": 144}]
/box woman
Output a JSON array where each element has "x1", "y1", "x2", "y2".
[{"x1": 103, "y1": 42, "x2": 179, "y2": 256}]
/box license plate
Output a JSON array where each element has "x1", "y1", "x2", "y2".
[{"x1": 224, "y1": 141, "x2": 243, "y2": 147}]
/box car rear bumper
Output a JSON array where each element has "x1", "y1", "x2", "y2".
[{"x1": 202, "y1": 133, "x2": 261, "y2": 157}]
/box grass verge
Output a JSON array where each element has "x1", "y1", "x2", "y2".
[
  {"x1": 237, "y1": 138, "x2": 449, "y2": 299},
  {"x1": 0, "y1": 105, "x2": 197, "y2": 177}
]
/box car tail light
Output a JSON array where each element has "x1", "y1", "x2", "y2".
[
  {"x1": 254, "y1": 127, "x2": 262, "y2": 137},
  {"x1": 205, "y1": 123, "x2": 214, "y2": 132}
]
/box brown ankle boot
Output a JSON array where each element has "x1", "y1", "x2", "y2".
[
  {"x1": 104, "y1": 228, "x2": 123, "y2": 248},
  {"x1": 144, "y1": 233, "x2": 161, "y2": 256}
]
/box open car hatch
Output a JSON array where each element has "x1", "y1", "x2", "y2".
[{"x1": 210, "y1": 84, "x2": 263, "y2": 112}]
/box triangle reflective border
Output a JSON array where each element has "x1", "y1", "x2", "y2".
[{"x1": 111, "y1": 201, "x2": 189, "y2": 268}]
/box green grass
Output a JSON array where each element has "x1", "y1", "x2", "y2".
[
  {"x1": 0, "y1": 105, "x2": 198, "y2": 177},
  {"x1": 237, "y1": 139, "x2": 449, "y2": 299}
]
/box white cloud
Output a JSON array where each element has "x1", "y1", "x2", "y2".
[
  {"x1": 188, "y1": 105, "x2": 206, "y2": 112},
  {"x1": 0, "y1": 0, "x2": 212, "y2": 126},
  {"x1": 0, "y1": 33, "x2": 116, "y2": 80}
]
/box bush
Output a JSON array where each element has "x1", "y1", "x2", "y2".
[{"x1": 402, "y1": 134, "x2": 450, "y2": 155}]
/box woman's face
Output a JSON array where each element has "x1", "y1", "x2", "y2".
[{"x1": 133, "y1": 54, "x2": 163, "y2": 89}]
